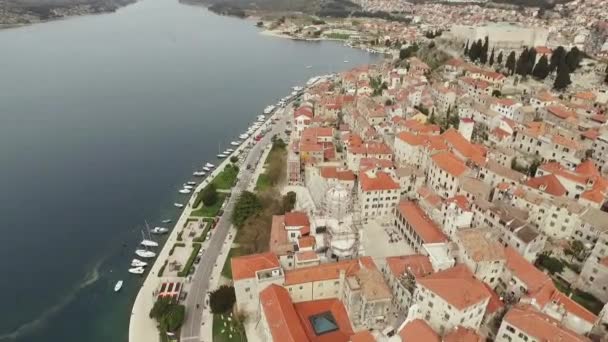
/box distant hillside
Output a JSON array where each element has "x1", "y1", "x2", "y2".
[
  {"x1": 187, "y1": 0, "x2": 362, "y2": 17},
  {"x1": 1, "y1": 0, "x2": 135, "y2": 22}
]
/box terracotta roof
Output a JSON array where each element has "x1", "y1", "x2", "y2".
[
  {"x1": 397, "y1": 201, "x2": 448, "y2": 244},
  {"x1": 525, "y1": 174, "x2": 567, "y2": 197},
  {"x1": 296, "y1": 251, "x2": 319, "y2": 262},
  {"x1": 285, "y1": 211, "x2": 310, "y2": 227},
  {"x1": 260, "y1": 285, "x2": 310, "y2": 342},
  {"x1": 504, "y1": 247, "x2": 552, "y2": 294},
  {"x1": 320, "y1": 167, "x2": 356, "y2": 181},
  {"x1": 298, "y1": 236, "x2": 316, "y2": 249},
  {"x1": 385, "y1": 254, "x2": 433, "y2": 279},
  {"x1": 231, "y1": 252, "x2": 280, "y2": 281},
  {"x1": 399, "y1": 319, "x2": 440, "y2": 342},
  {"x1": 456, "y1": 228, "x2": 505, "y2": 262},
  {"x1": 547, "y1": 105, "x2": 577, "y2": 120},
  {"x1": 359, "y1": 158, "x2": 394, "y2": 172},
  {"x1": 294, "y1": 299, "x2": 353, "y2": 342},
  {"x1": 443, "y1": 326, "x2": 484, "y2": 342},
  {"x1": 295, "y1": 106, "x2": 314, "y2": 118},
  {"x1": 284, "y1": 259, "x2": 360, "y2": 285},
  {"x1": 528, "y1": 283, "x2": 598, "y2": 324},
  {"x1": 348, "y1": 141, "x2": 392, "y2": 155},
  {"x1": 417, "y1": 186, "x2": 443, "y2": 208},
  {"x1": 431, "y1": 151, "x2": 469, "y2": 177},
  {"x1": 575, "y1": 160, "x2": 599, "y2": 176},
  {"x1": 359, "y1": 171, "x2": 400, "y2": 192},
  {"x1": 535, "y1": 46, "x2": 553, "y2": 55},
  {"x1": 349, "y1": 331, "x2": 375, "y2": 342},
  {"x1": 441, "y1": 129, "x2": 486, "y2": 165},
  {"x1": 270, "y1": 215, "x2": 294, "y2": 255},
  {"x1": 503, "y1": 304, "x2": 590, "y2": 342},
  {"x1": 418, "y1": 265, "x2": 490, "y2": 310},
  {"x1": 396, "y1": 131, "x2": 428, "y2": 146}
]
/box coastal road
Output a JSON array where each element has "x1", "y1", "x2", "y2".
[{"x1": 180, "y1": 105, "x2": 290, "y2": 341}]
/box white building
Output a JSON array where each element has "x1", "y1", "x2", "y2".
[{"x1": 358, "y1": 170, "x2": 400, "y2": 220}]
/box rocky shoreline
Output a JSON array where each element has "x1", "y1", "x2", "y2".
[{"x1": 0, "y1": 0, "x2": 136, "y2": 29}]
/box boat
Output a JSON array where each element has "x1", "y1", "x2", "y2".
[
  {"x1": 141, "y1": 239, "x2": 158, "y2": 247},
  {"x1": 187, "y1": 181, "x2": 197, "y2": 186},
  {"x1": 178, "y1": 188, "x2": 191, "y2": 194},
  {"x1": 305, "y1": 65, "x2": 312, "y2": 69},
  {"x1": 128, "y1": 267, "x2": 145, "y2": 275},
  {"x1": 222, "y1": 150, "x2": 231, "y2": 155},
  {"x1": 135, "y1": 249, "x2": 156, "y2": 258},
  {"x1": 114, "y1": 280, "x2": 123, "y2": 292},
  {"x1": 239, "y1": 134, "x2": 249, "y2": 140},
  {"x1": 193, "y1": 171, "x2": 206, "y2": 177},
  {"x1": 183, "y1": 185, "x2": 194, "y2": 190},
  {"x1": 226, "y1": 148, "x2": 235, "y2": 153},
  {"x1": 202, "y1": 167, "x2": 211, "y2": 172},
  {"x1": 293, "y1": 86, "x2": 303, "y2": 91},
  {"x1": 291, "y1": 91, "x2": 298, "y2": 96},
  {"x1": 263, "y1": 105, "x2": 275, "y2": 114},
  {"x1": 151, "y1": 226, "x2": 169, "y2": 234},
  {"x1": 217, "y1": 154, "x2": 227, "y2": 158},
  {"x1": 230, "y1": 141, "x2": 241, "y2": 146},
  {"x1": 205, "y1": 162, "x2": 215, "y2": 168},
  {"x1": 344, "y1": 60, "x2": 349, "y2": 63},
  {"x1": 131, "y1": 259, "x2": 148, "y2": 267},
  {"x1": 174, "y1": 203, "x2": 184, "y2": 208},
  {"x1": 161, "y1": 219, "x2": 172, "y2": 224}
]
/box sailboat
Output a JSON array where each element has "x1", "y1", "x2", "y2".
[
  {"x1": 161, "y1": 219, "x2": 172, "y2": 224},
  {"x1": 128, "y1": 267, "x2": 145, "y2": 275},
  {"x1": 151, "y1": 226, "x2": 169, "y2": 234},
  {"x1": 178, "y1": 188, "x2": 191, "y2": 194},
  {"x1": 140, "y1": 230, "x2": 158, "y2": 248},
  {"x1": 131, "y1": 259, "x2": 148, "y2": 267},
  {"x1": 114, "y1": 280, "x2": 123, "y2": 292},
  {"x1": 135, "y1": 249, "x2": 156, "y2": 258},
  {"x1": 174, "y1": 203, "x2": 184, "y2": 208},
  {"x1": 205, "y1": 162, "x2": 215, "y2": 168}
]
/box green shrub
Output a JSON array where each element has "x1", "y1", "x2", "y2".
[
  {"x1": 169, "y1": 243, "x2": 186, "y2": 256},
  {"x1": 178, "y1": 243, "x2": 201, "y2": 277}
]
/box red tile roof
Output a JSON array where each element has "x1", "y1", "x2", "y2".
[
  {"x1": 294, "y1": 299, "x2": 353, "y2": 342},
  {"x1": 285, "y1": 211, "x2": 310, "y2": 227},
  {"x1": 397, "y1": 201, "x2": 447, "y2": 244},
  {"x1": 503, "y1": 304, "x2": 590, "y2": 342},
  {"x1": 385, "y1": 254, "x2": 434, "y2": 279},
  {"x1": 231, "y1": 252, "x2": 280, "y2": 281},
  {"x1": 504, "y1": 247, "x2": 552, "y2": 294},
  {"x1": 270, "y1": 215, "x2": 293, "y2": 255},
  {"x1": 349, "y1": 331, "x2": 375, "y2": 342},
  {"x1": 260, "y1": 285, "x2": 310, "y2": 342},
  {"x1": 320, "y1": 167, "x2": 356, "y2": 181},
  {"x1": 399, "y1": 319, "x2": 440, "y2": 342},
  {"x1": 525, "y1": 174, "x2": 567, "y2": 196},
  {"x1": 418, "y1": 265, "x2": 490, "y2": 310},
  {"x1": 527, "y1": 283, "x2": 598, "y2": 324},
  {"x1": 443, "y1": 326, "x2": 484, "y2": 342},
  {"x1": 359, "y1": 171, "x2": 400, "y2": 192},
  {"x1": 431, "y1": 151, "x2": 469, "y2": 177}
]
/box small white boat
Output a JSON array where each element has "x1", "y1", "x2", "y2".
[
  {"x1": 128, "y1": 267, "x2": 145, "y2": 275},
  {"x1": 183, "y1": 185, "x2": 194, "y2": 190},
  {"x1": 135, "y1": 249, "x2": 156, "y2": 258},
  {"x1": 222, "y1": 150, "x2": 231, "y2": 155},
  {"x1": 293, "y1": 86, "x2": 303, "y2": 91},
  {"x1": 202, "y1": 167, "x2": 211, "y2": 172},
  {"x1": 193, "y1": 171, "x2": 206, "y2": 177},
  {"x1": 239, "y1": 134, "x2": 249, "y2": 139},
  {"x1": 174, "y1": 202, "x2": 184, "y2": 208},
  {"x1": 226, "y1": 148, "x2": 235, "y2": 153},
  {"x1": 344, "y1": 60, "x2": 349, "y2": 63},
  {"x1": 291, "y1": 91, "x2": 298, "y2": 96},
  {"x1": 114, "y1": 280, "x2": 123, "y2": 292},
  {"x1": 141, "y1": 239, "x2": 158, "y2": 247},
  {"x1": 131, "y1": 259, "x2": 148, "y2": 267},
  {"x1": 305, "y1": 65, "x2": 312, "y2": 69},
  {"x1": 263, "y1": 105, "x2": 275, "y2": 114},
  {"x1": 205, "y1": 163, "x2": 215, "y2": 168},
  {"x1": 230, "y1": 141, "x2": 241, "y2": 146},
  {"x1": 151, "y1": 227, "x2": 169, "y2": 234},
  {"x1": 178, "y1": 188, "x2": 191, "y2": 194},
  {"x1": 217, "y1": 154, "x2": 227, "y2": 158},
  {"x1": 161, "y1": 219, "x2": 172, "y2": 224}
]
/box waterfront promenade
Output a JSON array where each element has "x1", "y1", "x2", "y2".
[{"x1": 129, "y1": 102, "x2": 289, "y2": 342}]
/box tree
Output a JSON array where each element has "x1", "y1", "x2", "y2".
[
  {"x1": 230, "y1": 156, "x2": 239, "y2": 163},
  {"x1": 489, "y1": 48, "x2": 495, "y2": 66},
  {"x1": 565, "y1": 46, "x2": 582, "y2": 72},
  {"x1": 526, "y1": 47, "x2": 537, "y2": 74},
  {"x1": 480, "y1": 36, "x2": 489, "y2": 64},
  {"x1": 149, "y1": 297, "x2": 186, "y2": 333},
  {"x1": 464, "y1": 40, "x2": 469, "y2": 55},
  {"x1": 232, "y1": 191, "x2": 262, "y2": 228},
  {"x1": 515, "y1": 48, "x2": 530, "y2": 77},
  {"x1": 468, "y1": 39, "x2": 482, "y2": 62},
  {"x1": 536, "y1": 253, "x2": 564, "y2": 275},
  {"x1": 554, "y1": 61, "x2": 571, "y2": 91},
  {"x1": 282, "y1": 191, "x2": 296, "y2": 212},
  {"x1": 549, "y1": 46, "x2": 566, "y2": 72},
  {"x1": 506, "y1": 51, "x2": 516, "y2": 75},
  {"x1": 605, "y1": 70, "x2": 608, "y2": 84},
  {"x1": 209, "y1": 285, "x2": 236, "y2": 314},
  {"x1": 497, "y1": 51, "x2": 503, "y2": 65},
  {"x1": 532, "y1": 54, "x2": 549, "y2": 80},
  {"x1": 201, "y1": 183, "x2": 218, "y2": 207},
  {"x1": 529, "y1": 159, "x2": 541, "y2": 177}
]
